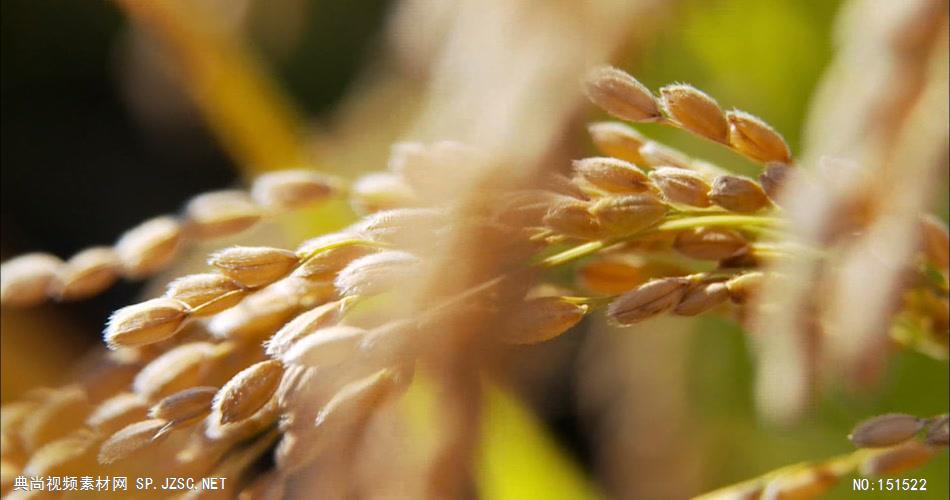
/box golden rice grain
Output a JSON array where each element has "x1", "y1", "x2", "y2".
[
  {"x1": 251, "y1": 169, "x2": 335, "y2": 210},
  {"x1": 281, "y1": 325, "x2": 366, "y2": 368},
  {"x1": 638, "y1": 141, "x2": 693, "y2": 169},
  {"x1": 500, "y1": 297, "x2": 588, "y2": 344},
  {"x1": 208, "y1": 278, "x2": 331, "y2": 340},
  {"x1": 587, "y1": 121, "x2": 648, "y2": 165},
  {"x1": 132, "y1": 342, "x2": 217, "y2": 400},
  {"x1": 293, "y1": 233, "x2": 377, "y2": 282},
  {"x1": 115, "y1": 216, "x2": 183, "y2": 278},
  {"x1": 265, "y1": 299, "x2": 352, "y2": 357},
  {"x1": 165, "y1": 273, "x2": 246, "y2": 315},
  {"x1": 86, "y1": 392, "x2": 149, "y2": 435},
  {"x1": 0, "y1": 253, "x2": 62, "y2": 306},
  {"x1": 607, "y1": 277, "x2": 691, "y2": 325},
  {"x1": 209, "y1": 246, "x2": 299, "y2": 288},
  {"x1": 726, "y1": 110, "x2": 791, "y2": 163},
  {"x1": 584, "y1": 66, "x2": 661, "y2": 122},
  {"x1": 52, "y1": 247, "x2": 120, "y2": 301},
  {"x1": 184, "y1": 190, "x2": 262, "y2": 239},
  {"x1": 573, "y1": 157, "x2": 651, "y2": 194},
  {"x1": 215, "y1": 360, "x2": 284, "y2": 425},
  {"x1": 709, "y1": 175, "x2": 771, "y2": 213},
  {"x1": 97, "y1": 418, "x2": 169, "y2": 465},
  {"x1": 589, "y1": 193, "x2": 668, "y2": 235},
  {"x1": 104, "y1": 297, "x2": 191, "y2": 349},
  {"x1": 149, "y1": 386, "x2": 217, "y2": 424},
  {"x1": 333, "y1": 251, "x2": 421, "y2": 297},
  {"x1": 659, "y1": 84, "x2": 728, "y2": 142},
  {"x1": 648, "y1": 167, "x2": 712, "y2": 207},
  {"x1": 542, "y1": 200, "x2": 604, "y2": 240},
  {"x1": 849, "y1": 413, "x2": 924, "y2": 448}
]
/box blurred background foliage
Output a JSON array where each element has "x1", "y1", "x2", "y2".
[{"x1": 1, "y1": 0, "x2": 947, "y2": 498}]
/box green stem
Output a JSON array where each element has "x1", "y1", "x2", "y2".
[
  {"x1": 656, "y1": 215, "x2": 783, "y2": 232},
  {"x1": 538, "y1": 240, "x2": 610, "y2": 268}
]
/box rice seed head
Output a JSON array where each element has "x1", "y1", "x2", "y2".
[
  {"x1": 849, "y1": 414, "x2": 925, "y2": 448},
  {"x1": 350, "y1": 172, "x2": 418, "y2": 213},
  {"x1": 659, "y1": 84, "x2": 728, "y2": 142},
  {"x1": 649, "y1": 167, "x2": 712, "y2": 207},
  {"x1": 924, "y1": 415, "x2": 948, "y2": 446},
  {"x1": 132, "y1": 342, "x2": 217, "y2": 400},
  {"x1": 859, "y1": 441, "x2": 936, "y2": 476},
  {"x1": 265, "y1": 299, "x2": 351, "y2": 357},
  {"x1": 709, "y1": 175, "x2": 771, "y2": 213},
  {"x1": 0, "y1": 253, "x2": 62, "y2": 306},
  {"x1": 673, "y1": 227, "x2": 748, "y2": 261},
  {"x1": 293, "y1": 233, "x2": 377, "y2": 282},
  {"x1": 85, "y1": 392, "x2": 149, "y2": 435},
  {"x1": 501, "y1": 297, "x2": 588, "y2": 344},
  {"x1": 209, "y1": 246, "x2": 299, "y2": 288},
  {"x1": 726, "y1": 110, "x2": 791, "y2": 163},
  {"x1": 97, "y1": 418, "x2": 168, "y2": 465},
  {"x1": 251, "y1": 169, "x2": 336, "y2": 210},
  {"x1": 759, "y1": 162, "x2": 792, "y2": 201},
  {"x1": 673, "y1": 281, "x2": 730, "y2": 316},
  {"x1": 149, "y1": 386, "x2": 217, "y2": 424},
  {"x1": 542, "y1": 200, "x2": 605, "y2": 240},
  {"x1": 725, "y1": 272, "x2": 764, "y2": 304},
  {"x1": 281, "y1": 325, "x2": 366, "y2": 368},
  {"x1": 920, "y1": 215, "x2": 949, "y2": 271},
  {"x1": 577, "y1": 258, "x2": 645, "y2": 295},
  {"x1": 52, "y1": 247, "x2": 120, "y2": 301},
  {"x1": 333, "y1": 250, "x2": 421, "y2": 297},
  {"x1": 587, "y1": 121, "x2": 648, "y2": 165},
  {"x1": 589, "y1": 193, "x2": 668, "y2": 235},
  {"x1": 572, "y1": 157, "x2": 650, "y2": 194},
  {"x1": 115, "y1": 216, "x2": 183, "y2": 278},
  {"x1": 214, "y1": 360, "x2": 284, "y2": 426},
  {"x1": 104, "y1": 297, "x2": 191, "y2": 349},
  {"x1": 607, "y1": 277, "x2": 691, "y2": 325},
  {"x1": 184, "y1": 190, "x2": 262, "y2": 239},
  {"x1": 584, "y1": 66, "x2": 661, "y2": 122},
  {"x1": 165, "y1": 273, "x2": 245, "y2": 315}
]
